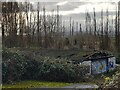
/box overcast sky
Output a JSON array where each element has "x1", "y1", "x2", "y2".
[
  {"x1": 4, "y1": 0, "x2": 119, "y2": 23},
  {"x1": 0, "y1": 0, "x2": 119, "y2": 34},
  {"x1": 26, "y1": 0, "x2": 119, "y2": 26}
]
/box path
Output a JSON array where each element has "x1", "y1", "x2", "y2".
[
  {"x1": 63, "y1": 84, "x2": 99, "y2": 89},
  {"x1": 30, "y1": 84, "x2": 99, "y2": 90}
]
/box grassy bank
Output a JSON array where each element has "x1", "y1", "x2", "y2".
[
  {"x1": 2, "y1": 80, "x2": 98, "y2": 88},
  {"x1": 2, "y1": 81, "x2": 73, "y2": 88}
]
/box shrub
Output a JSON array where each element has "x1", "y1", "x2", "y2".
[
  {"x1": 2, "y1": 48, "x2": 90, "y2": 83},
  {"x1": 2, "y1": 48, "x2": 28, "y2": 83},
  {"x1": 114, "y1": 52, "x2": 120, "y2": 64},
  {"x1": 103, "y1": 68, "x2": 120, "y2": 88}
]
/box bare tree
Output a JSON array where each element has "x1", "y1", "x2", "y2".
[
  {"x1": 43, "y1": 7, "x2": 47, "y2": 48},
  {"x1": 104, "y1": 9, "x2": 109, "y2": 50},
  {"x1": 70, "y1": 17, "x2": 72, "y2": 36},
  {"x1": 93, "y1": 8, "x2": 96, "y2": 37},
  {"x1": 100, "y1": 9, "x2": 104, "y2": 50}
]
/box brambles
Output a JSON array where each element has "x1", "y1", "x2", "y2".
[{"x1": 2, "y1": 48, "x2": 89, "y2": 84}]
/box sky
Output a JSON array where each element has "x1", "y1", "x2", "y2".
[
  {"x1": 2, "y1": 0, "x2": 119, "y2": 29},
  {"x1": 3, "y1": 0, "x2": 119, "y2": 21},
  {"x1": 0, "y1": 0, "x2": 119, "y2": 36},
  {"x1": 26, "y1": 0, "x2": 119, "y2": 27}
]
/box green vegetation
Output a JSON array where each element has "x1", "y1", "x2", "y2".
[
  {"x1": 2, "y1": 47, "x2": 120, "y2": 88},
  {"x1": 103, "y1": 66, "x2": 120, "y2": 88},
  {"x1": 2, "y1": 81, "x2": 73, "y2": 88},
  {"x1": 2, "y1": 47, "x2": 90, "y2": 84},
  {"x1": 2, "y1": 81, "x2": 98, "y2": 88},
  {"x1": 114, "y1": 52, "x2": 120, "y2": 64},
  {"x1": 1, "y1": 1, "x2": 120, "y2": 89}
]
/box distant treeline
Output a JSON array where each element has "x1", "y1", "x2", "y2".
[{"x1": 1, "y1": 2, "x2": 120, "y2": 52}]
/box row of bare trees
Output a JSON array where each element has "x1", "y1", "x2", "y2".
[
  {"x1": 115, "y1": 2, "x2": 120, "y2": 52},
  {"x1": 1, "y1": 2, "x2": 120, "y2": 52}
]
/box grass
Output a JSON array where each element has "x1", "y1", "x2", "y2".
[
  {"x1": 2, "y1": 81, "x2": 73, "y2": 88},
  {"x1": 2, "y1": 80, "x2": 97, "y2": 89},
  {"x1": 2, "y1": 72, "x2": 116, "y2": 89}
]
